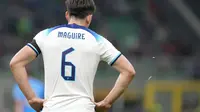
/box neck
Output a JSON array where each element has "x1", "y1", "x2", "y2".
[{"x1": 68, "y1": 17, "x2": 88, "y2": 27}]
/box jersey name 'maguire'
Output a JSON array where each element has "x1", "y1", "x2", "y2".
[{"x1": 58, "y1": 31, "x2": 85, "y2": 40}]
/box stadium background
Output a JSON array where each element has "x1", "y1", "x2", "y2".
[{"x1": 0, "y1": 0, "x2": 200, "y2": 112}]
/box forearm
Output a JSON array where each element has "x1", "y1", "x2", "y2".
[
  {"x1": 103, "y1": 73, "x2": 134, "y2": 104},
  {"x1": 11, "y1": 65, "x2": 36, "y2": 100}
]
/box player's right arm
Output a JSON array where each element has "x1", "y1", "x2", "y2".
[
  {"x1": 10, "y1": 30, "x2": 47, "y2": 112},
  {"x1": 95, "y1": 37, "x2": 136, "y2": 111}
]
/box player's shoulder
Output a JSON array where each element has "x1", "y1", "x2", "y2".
[
  {"x1": 47, "y1": 24, "x2": 68, "y2": 33},
  {"x1": 81, "y1": 27, "x2": 104, "y2": 42},
  {"x1": 34, "y1": 25, "x2": 63, "y2": 39},
  {"x1": 34, "y1": 28, "x2": 49, "y2": 39}
]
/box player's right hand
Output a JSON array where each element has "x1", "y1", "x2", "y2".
[
  {"x1": 94, "y1": 100, "x2": 111, "y2": 112},
  {"x1": 28, "y1": 97, "x2": 45, "y2": 112}
]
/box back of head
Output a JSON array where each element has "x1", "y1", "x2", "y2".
[{"x1": 65, "y1": 0, "x2": 96, "y2": 19}]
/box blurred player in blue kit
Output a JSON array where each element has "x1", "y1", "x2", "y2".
[
  {"x1": 10, "y1": 0, "x2": 136, "y2": 112},
  {"x1": 12, "y1": 74, "x2": 44, "y2": 112}
]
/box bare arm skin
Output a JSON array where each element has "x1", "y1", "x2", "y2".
[
  {"x1": 104, "y1": 55, "x2": 135, "y2": 104},
  {"x1": 95, "y1": 55, "x2": 135, "y2": 111},
  {"x1": 10, "y1": 46, "x2": 44, "y2": 112}
]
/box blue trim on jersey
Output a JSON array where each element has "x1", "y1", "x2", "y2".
[
  {"x1": 47, "y1": 24, "x2": 67, "y2": 35},
  {"x1": 27, "y1": 43, "x2": 39, "y2": 56},
  {"x1": 44, "y1": 29, "x2": 50, "y2": 36},
  {"x1": 67, "y1": 24, "x2": 102, "y2": 42},
  {"x1": 47, "y1": 24, "x2": 102, "y2": 41},
  {"x1": 47, "y1": 24, "x2": 67, "y2": 34},
  {"x1": 110, "y1": 53, "x2": 122, "y2": 66}
]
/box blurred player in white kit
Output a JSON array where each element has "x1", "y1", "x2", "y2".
[{"x1": 10, "y1": 0, "x2": 136, "y2": 112}]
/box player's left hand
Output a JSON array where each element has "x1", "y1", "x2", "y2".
[
  {"x1": 28, "y1": 97, "x2": 44, "y2": 112},
  {"x1": 94, "y1": 100, "x2": 111, "y2": 112}
]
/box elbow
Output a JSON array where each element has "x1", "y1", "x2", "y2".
[
  {"x1": 130, "y1": 70, "x2": 136, "y2": 77},
  {"x1": 127, "y1": 68, "x2": 136, "y2": 79},
  {"x1": 9, "y1": 59, "x2": 18, "y2": 70},
  {"x1": 9, "y1": 60, "x2": 15, "y2": 70}
]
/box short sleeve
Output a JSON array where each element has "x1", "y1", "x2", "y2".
[
  {"x1": 26, "y1": 29, "x2": 48, "y2": 56},
  {"x1": 12, "y1": 84, "x2": 24, "y2": 101},
  {"x1": 99, "y1": 38, "x2": 121, "y2": 66}
]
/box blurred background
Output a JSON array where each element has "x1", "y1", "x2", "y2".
[{"x1": 0, "y1": 0, "x2": 200, "y2": 112}]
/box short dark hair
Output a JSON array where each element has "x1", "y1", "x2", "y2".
[{"x1": 65, "y1": 0, "x2": 96, "y2": 19}]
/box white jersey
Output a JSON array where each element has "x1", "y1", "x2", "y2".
[{"x1": 28, "y1": 24, "x2": 121, "y2": 112}]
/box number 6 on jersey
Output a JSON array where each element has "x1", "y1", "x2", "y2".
[{"x1": 61, "y1": 47, "x2": 76, "y2": 81}]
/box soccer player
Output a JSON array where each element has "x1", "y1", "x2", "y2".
[{"x1": 10, "y1": 0, "x2": 136, "y2": 112}]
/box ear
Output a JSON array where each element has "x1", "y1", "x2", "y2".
[
  {"x1": 86, "y1": 15, "x2": 93, "y2": 26},
  {"x1": 65, "y1": 11, "x2": 70, "y2": 22}
]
